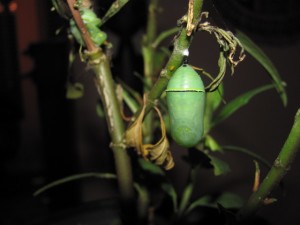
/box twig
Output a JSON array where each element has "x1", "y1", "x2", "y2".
[
  {"x1": 66, "y1": 0, "x2": 134, "y2": 203},
  {"x1": 237, "y1": 108, "x2": 300, "y2": 221},
  {"x1": 136, "y1": 0, "x2": 204, "y2": 118},
  {"x1": 66, "y1": 0, "x2": 97, "y2": 52}
]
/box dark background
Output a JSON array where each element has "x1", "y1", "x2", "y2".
[{"x1": 1, "y1": 0, "x2": 300, "y2": 225}]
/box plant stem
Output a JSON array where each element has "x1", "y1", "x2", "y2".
[
  {"x1": 237, "y1": 108, "x2": 300, "y2": 221},
  {"x1": 89, "y1": 50, "x2": 134, "y2": 202},
  {"x1": 142, "y1": 0, "x2": 159, "y2": 144},
  {"x1": 139, "y1": 0, "x2": 204, "y2": 116},
  {"x1": 66, "y1": 0, "x2": 96, "y2": 52},
  {"x1": 66, "y1": 0, "x2": 134, "y2": 202}
]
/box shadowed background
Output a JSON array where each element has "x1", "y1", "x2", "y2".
[{"x1": 1, "y1": 0, "x2": 300, "y2": 225}]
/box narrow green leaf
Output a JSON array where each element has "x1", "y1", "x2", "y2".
[
  {"x1": 222, "y1": 145, "x2": 272, "y2": 169},
  {"x1": 186, "y1": 192, "x2": 244, "y2": 214},
  {"x1": 217, "y1": 192, "x2": 244, "y2": 209},
  {"x1": 212, "y1": 84, "x2": 276, "y2": 127},
  {"x1": 138, "y1": 158, "x2": 165, "y2": 176},
  {"x1": 209, "y1": 155, "x2": 231, "y2": 176},
  {"x1": 152, "y1": 27, "x2": 180, "y2": 48},
  {"x1": 134, "y1": 183, "x2": 150, "y2": 219},
  {"x1": 205, "y1": 51, "x2": 227, "y2": 92},
  {"x1": 117, "y1": 79, "x2": 142, "y2": 113},
  {"x1": 161, "y1": 182, "x2": 178, "y2": 212},
  {"x1": 204, "y1": 135, "x2": 223, "y2": 152},
  {"x1": 178, "y1": 183, "x2": 194, "y2": 215},
  {"x1": 206, "y1": 84, "x2": 224, "y2": 111},
  {"x1": 66, "y1": 82, "x2": 84, "y2": 99},
  {"x1": 185, "y1": 195, "x2": 213, "y2": 213},
  {"x1": 34, "y1": 173, "x2": 116, "y2": 196},
  {"x1": 236, "y1": 30, "x2": 287, "y2": 106},
  {"x1": 204, "y1": 85, "x2": 224, "y2": 134}
]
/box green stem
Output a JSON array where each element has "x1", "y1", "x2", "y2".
[
  {"x1": 237, "y1": 108, "x2": 300, "y2": 221},
  {"x1": 66, "y1": 0, "x2": 134, "y2": 204},
  {"x1": 142, "y1": 0, "x2": 159, "y2": 143},
  {"x1": 152, "y1": 27, "x2": 180, "y2": 49},
  {"x1": 88, "y1": 50, "x2": 134, "y2": 201},
  {"x1": 140, "y1": 0, "x2": 204, "y2": 116}
]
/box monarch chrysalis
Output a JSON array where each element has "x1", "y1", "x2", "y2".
[
  {"x1": 70, "y1": 8, "x2": 107, "y2": 47},
  {"x1": 166, "y1": 64, "x2": 205, "y2": 148}
]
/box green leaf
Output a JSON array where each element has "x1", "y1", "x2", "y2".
[
  {"x1": 209, "y1": 155, "x2": 231, "y2": 176},
  {"x1": 222, "y1": 145, "x2": 272, "y2": 169},
  {"x1": 204, "y1": 135, "x2": 223, "y2": 152},
  {"x1": 186, "y1": 195, "x2": 213, "y2": 213},
  {"x1": 204, "y1": 85, "x2": 224, "y2": 134},
  {"x1": 138, "y1": 158, "x2": 165, "y2": 176},
  {"x1": 205, "y1": 51, "x2": 227, "y2": 92},
  {"x1": 161, "y1": 182, "x2": 178, "y2": 212},
  {"x1": 236, "y1": 30, "x2": 287, "y2": 106},
  {"x1": 34, "y1": 173, "x2": 116, "y2": 196},
  {"x1": 186, "y1": 192, "x2": 244, "y2": 214},
  {"x1": 117, "y1": 79, "x2": 142, "y2": 114},
  {"x1": 212, "y1": 84, "x2": 276, "y2": 127},
  {"x1": 178, "y1": 183, "x2": 194, "y2": 215},
  {"x1": 206, "y1": 84, "x2": 224, "y2": 111},
  {"x1": 152, "y1": 27, "x2": 180, "y2": 48},
  {"x1": 217, "y1": 192, "x2": 244, "y2": 209},
  {"x1": 66, "y1": 82, "x2": 84, "y2": 99}
]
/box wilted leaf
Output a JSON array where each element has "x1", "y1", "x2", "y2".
[
  {"x1": 205, "y1": 51, "x2": 227, "y2": 92},
  {"x1": 253, "y1": 160, "x2": 260, "y2": 192},
  {"x1": 199, "y1": 20, "x2": 245, "y2": 92},
  {"x1": 125, "y1": 95, "x2": 174, "y2": 170},
  {"x1": 236, "y1": 30, "x2": 287, "y2": 106},
  {"x1": 212, "y1": 84, "x2": 276, "y2": 127},
  {"x1": 66, "y1": 82, "x2": 84, "y2": 99}
]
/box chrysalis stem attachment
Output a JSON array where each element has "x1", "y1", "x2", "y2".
[{"x1": 182, "y1": 49, "x2": 190, "y2": 65}]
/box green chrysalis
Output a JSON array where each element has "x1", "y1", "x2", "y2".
[{"x1": 166, "y1": 64, "x2": 205, "y2": 148}]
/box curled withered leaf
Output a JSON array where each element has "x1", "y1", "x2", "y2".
[
  {"x1": 125, "y1": 97, "x2": 147, "y2": 157},
  {"x1": 143, "y1": 107, "x2": 174, "y2": 170},
  {"x1": 116, "y1": 84, "x2": 132, "y2": 122},
  {"x1": 125, "y1": 95, "x2": 174, "y2": 170}
]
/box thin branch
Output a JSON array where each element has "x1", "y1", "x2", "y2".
[
  {"x1": 237, "y1": 108, "x2": 300, "y2": 221},
  {"x1": 66, "y1": 0, "x2": 97, "y2": 51},
  {"x1": 137, "y1": 0, "x2": 204, "y2": 117},
  {"x1": 66, "y1": 0, "x2": 134, "y2": 203}
]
